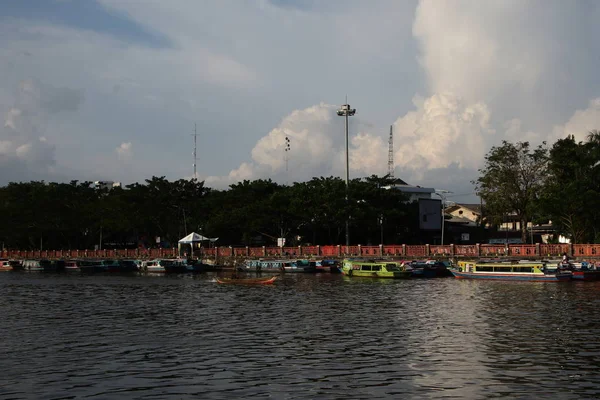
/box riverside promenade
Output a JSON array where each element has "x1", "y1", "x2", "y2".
[{"x1": 2, "y1": 243, "x2": 600, "y2": 263}]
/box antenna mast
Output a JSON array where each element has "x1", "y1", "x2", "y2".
[
  {"x1": 191, "y1": 123, "x2": 198, "y2": 179},
  {"x1": 284, "y1": 135, "x2": 291, "y2": 185},
  {"x1": 388, "y1": 125, "x2": 394, "y2": 179}
]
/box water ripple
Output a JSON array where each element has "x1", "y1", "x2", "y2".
[{"x1": 1, "y1": 273, "x2": 600, "y2": 398}]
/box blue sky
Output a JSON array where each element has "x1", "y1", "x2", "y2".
[{"x1": 2, "y1": 0, "x2": 600, "y2": 203}]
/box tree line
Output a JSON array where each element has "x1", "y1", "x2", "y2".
[
  {"x1": 2, "y1": 131, "x2": 599, "y2": 250},
  {"x1": 0, "y1": 175, "x2": 423, "y2": 250}
]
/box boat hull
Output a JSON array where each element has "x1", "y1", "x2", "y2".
[
  {"x1": 572, "y1": 270, "x2": 600, "y2": 281},
  {"x1": 216, "y1": 276, "x2": 277, "y2": 285},
  {"x1": 450, "y1": 269, "x2": 571, "y2": 282}
]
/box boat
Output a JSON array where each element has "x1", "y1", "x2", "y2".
[
  {"x1": 22, "y1": 259, "x2": 64, "y2": 272},
  {"x1": 341, "y1": 259, "x2": 412, "y2": 279},
  {"x1": 216, "y1": 276, "x2": 277, "y2": 285},
  {"x1": 244, "y1": 259, "x2": 316, "y2": 273},
  {"x1": 0, "y1": 259, "x2": 21, "y2": 271},
  {"x1": 316, "y1": 259, "x2": 341, "y2": 273},
  {"x1": 564, "y1": 261, "x2": 600, "y2": 281},
  {"x1": 451, "y1": 260, "x2": 572, "y2": 282},
  {"x1": 64, "y1": 260, "x2": 81, "y2": 272},
  {"x1": 404, "y1": 260, "x2": 452, "y2": 278},
  {"x1": 140, "y1": 258, "x2": 189, "y2": 273}
]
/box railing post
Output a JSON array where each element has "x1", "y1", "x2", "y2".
[
  {"x1": 450, "y1": 244, "x2": 455, "y2": 257},
  {"x1": 298, "y1": 245, "x2": 302, "y2": 256},
  {"x1": 246, "y1": 246, "x2": 250, "y2": 257},
  {"x1": 337, "y1": 245, "x2": 341, "y2": 257},
  {"x1": 535, "y1": 243, "x2": 540, "y2": 258},
  {"x1": 402, "y1": 244, "x2": 406, "y2": 257},
  {"x1": 317, "y1": 245, "x2": 321, "y2": 257},
  {"x1": 425, "y1": 244, "x2": 430, "y2": 257},
  {"x1": 476, "y1": 243, "x2": 481, "y2": 257},
  {"x1": 379, "y1": 244, "x2": 383, "y2": 257},
  {"x1": 568, "y1": 243, "x2": 574, "y2": 258},
  {"x1": 263, "y1": 246, "x2": 266, "y2": 257},
  {"x1": 358, "y1": 244, "x2": 361, "y2": 257}
]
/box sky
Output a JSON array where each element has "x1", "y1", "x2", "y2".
[{"x1": 2, "y1": 0, "x2": 600, "y2": 203}]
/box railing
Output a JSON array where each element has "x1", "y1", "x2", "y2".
[{"x1": 2, "y1": 243, "x2": 599, "y2": 259}]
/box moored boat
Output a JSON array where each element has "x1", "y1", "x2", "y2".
[
  {"x1": 244, "y1": 259, "x2": 315, "y2": 273},
  {"x1": 451, "y1": 260, "x2": 572, "y2": 282},
  {"x1": 1, "y1": 259, "x2": 15, "y2": 271},
  {"x1": 316, "y1": 259, "x2": 340, "y2": 273},
  {"x1": 568, "y1": 261, "x2": 600, "y2": 281},
  {"x1": 341, "y1": 259, "x2": 411, "y2": 279},
  {"x1": 216, "y1": 276, "x2": 277, "y2": 285},
  {"x1": 140, "y1": 259, "x2": 188, "y2": 273}
]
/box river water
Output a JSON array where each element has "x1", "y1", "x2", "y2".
[{"x1": 1, "y1": 272, "x2": 599, "y2": 399}]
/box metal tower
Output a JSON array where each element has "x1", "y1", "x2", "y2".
[{"x1": 388, "y1": 125, "x2": 394, "y2": 178}]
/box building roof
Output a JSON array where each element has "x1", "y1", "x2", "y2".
[
  {"x1": 446, "y1": 203, "x2": 482, "y2": 214},
  {"x1": 446, "y1": 215, "x2": 477, "y2": 226}
]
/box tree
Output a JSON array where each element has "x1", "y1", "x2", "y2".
[
  {"x1": 474, "y1": 141, "x2": 548, "y2": 243},
  {"x1": 538, "y1": 134, "x2": 600, "y2": 243}
]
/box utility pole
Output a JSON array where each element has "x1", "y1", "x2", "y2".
[
  {"x1": 337, "y1": 101, "x2": 356, "y2": 249},
  {"x1": 191, "y1": 123, "x2": 199, "y2": 180},
  {"x1": 433, "y1": 190, "x2": 452, "y2": 245}
]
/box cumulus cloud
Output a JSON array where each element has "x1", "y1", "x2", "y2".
[
  {"x1": 392, "y1": 93, "x2": 494, "y2": 175},
  {"x1": 0, "y1": 78, "x2": 83, "y2": 178},
  {"x1": 207, "y1": 102, "x2": 390, "y2": 187},
  {"x1": 552, "y1": 98, "x2": 600, "y2": 143},
  {"x1": 116, "y1": 141, "x2": 133, "y2": 161}
]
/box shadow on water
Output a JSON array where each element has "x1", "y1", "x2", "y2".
[{"x1": 1, "y1": 272, "x2": 600, "y2": 399}]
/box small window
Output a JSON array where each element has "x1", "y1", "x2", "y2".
[
  {"x1": 361, "y1": 265, "x2": 372, "y2": 271},
  {"x1": 372, "y1": 265, "x2": 381, "y2": 271}
]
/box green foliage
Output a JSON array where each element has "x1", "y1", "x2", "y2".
[
  {"x1": 474, "y1": 141, "x2": 548, "y2": 242},
  {"x1": 537, "y1": 134, "x2": 600, "y2": 243},
  {"x1": 0, "y1": 175, "x2": 417, "y2": 249}
]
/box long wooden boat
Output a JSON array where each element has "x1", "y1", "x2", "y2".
[
  {"x1": 341, "y1": 259, "x2": 412, "y2": 279},
  {"x1": 244, "y1": 259, "x2": 316, "y2": 273},
  {"x1": 452, "y1": 260, "x2": 572, "y2": 282},
  {"x1": 216, "y1": 276, "x2": 277, "y2": 285}
]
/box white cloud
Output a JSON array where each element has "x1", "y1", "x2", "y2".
[
  {"x1": 552, "y1": 98, "x2": 600, "y2": 142},
  {"x1": 393, "y1": 93, "x2": 494, "y2": 175},
  {"x1": 116, "y1": 141, "x2": 133, "y2": 160}
]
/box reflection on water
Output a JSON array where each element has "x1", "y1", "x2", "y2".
[{"x1": 1, "y1": 272, "x2": 600, "y2": 399}]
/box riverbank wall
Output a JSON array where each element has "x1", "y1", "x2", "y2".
[{"x1": 3, "y1": 243, "x2": 600, "y2": 263}]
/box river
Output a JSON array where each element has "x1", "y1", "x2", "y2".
[{"x1": 1, "y1": 272, "x2": 599, "y2": 399}]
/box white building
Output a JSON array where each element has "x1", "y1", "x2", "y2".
[
  {"x1": 94, "y1": 181, "x2": 121, "y2": 190},
  {"x1": 383, "y1": 183, "x2": 435, "y2": 202}
]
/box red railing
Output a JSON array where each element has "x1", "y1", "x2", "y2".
[{"x1": 3, "y1": 243, "x2": 600, "y2": 259}]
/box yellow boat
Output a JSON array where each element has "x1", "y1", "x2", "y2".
[{"x1": 341, "y1": 259, "x2": 411, "y2": 279}]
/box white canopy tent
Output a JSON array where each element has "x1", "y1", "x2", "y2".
[
  {"x1": 178, "y1": 232, "x2": 218, "y2": 243},
  {"x1": 178, "y1": 232, "x2": 219, "y2": 258}
]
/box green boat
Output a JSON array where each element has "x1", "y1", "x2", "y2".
[{"x1": 341, "y1": 259, "x2": 411, "y2": 279}]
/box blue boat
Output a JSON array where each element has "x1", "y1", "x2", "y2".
[{"x1": 451, "y1": 260, "x2": 572, "y2": 282}]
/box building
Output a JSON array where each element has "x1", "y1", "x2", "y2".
[
  {"x1": 383, "y1": 183, "x2": 436, "y2": 202},
  {"x1": 445, "y1": 204, "x2": 483, "y2": 227},
  {"x1": 94, "y1": 181, "x2": 121, "y2": 191}
]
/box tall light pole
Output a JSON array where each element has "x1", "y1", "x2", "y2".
[
  {"x1": 433, "y1": 190, "x2": 452, "y2": 245},
  {"x1": 337, "y1": 102, "x2": 356, "y2": 248}
]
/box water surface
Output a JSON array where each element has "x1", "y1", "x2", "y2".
[{"x1": 1, "y1": 272, "x2": 599, "y2": 399}]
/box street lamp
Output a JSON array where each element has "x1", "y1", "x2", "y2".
[
  {"x1": 337, "y1": 102, "x2": 356, "y2": 248},
  {"x1": 433, "y1": 190, "x2": 452, "y2": 245},
  {"x1": 379, "y1": 214, "x2": 384, "y2": 245}
]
